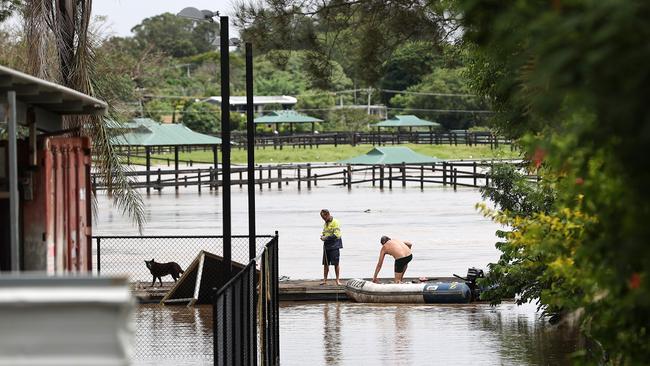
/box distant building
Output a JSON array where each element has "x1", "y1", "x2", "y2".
[{"x1": 203, "y1": 95, "x2": 297, "y2": 113}]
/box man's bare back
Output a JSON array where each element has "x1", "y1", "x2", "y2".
[
  {"x1": 382, "y1": 238, "x2": 412, "y2": 259},
  {"x1": 372, "y1": 236, "x2": 414, "y2": 283}
]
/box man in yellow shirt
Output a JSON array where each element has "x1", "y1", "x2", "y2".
[{"x1": 320, "y1": 209, "x2": 343, "y2": 285}]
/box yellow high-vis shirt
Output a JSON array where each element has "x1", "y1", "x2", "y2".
[{"x1": 322, "y1": 218, "x2": 341, "y2": 239}]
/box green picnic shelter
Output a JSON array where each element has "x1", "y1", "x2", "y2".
[
  {"x1": 337, "y1": 147, "x2": 441, "y2": 165},
  {"x1": 111, "y1": 118, "x2": 222, "y2": 193},
  {"x1": 254, "y1": 110, "x2": 323, "y2": 134},
  {"x1": 374, "y1": 115, "x2": 441, "y2": 133}
]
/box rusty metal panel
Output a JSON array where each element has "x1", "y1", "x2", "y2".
[{"x1": 21, "y1": 136, "x2": 93, "y2": 273}]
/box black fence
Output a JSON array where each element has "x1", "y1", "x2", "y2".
[
  {"x1": 232, "y1": 130, "x2": 512, "y2": 150},
  {"x1": 213, "y1": 234, "x2": 279, "y2": 366},
  {"x1": 93, "y1": 235, "x2": 271, "y2": 282},
  {"x1": 92, "y1": 234, "x2": 279, "y2": 365}
]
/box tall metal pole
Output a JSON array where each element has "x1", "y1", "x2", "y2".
[
  {"x1": 246, "y1": 42, "x2": 256, "y2": 260},
  {"x1": 220, "y1": 16, "x2": 232, "y2": 275},
  {"x1": 7, "y1": 91, "x2": 20, "y2": 271}
]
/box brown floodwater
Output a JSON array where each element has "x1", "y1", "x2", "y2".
[{"x1": 97, "y1": 184, "x2": 579, "y2": 365}]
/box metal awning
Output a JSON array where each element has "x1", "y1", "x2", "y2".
[{"x1": 0, "y1": 65, "x2": 107, "y2": 117}]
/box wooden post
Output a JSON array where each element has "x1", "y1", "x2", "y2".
[
  {"x1": 389, "y1": 165, "x2": 393, "y2": 189},
  {"x1": 156, "y1": 168, "x2": 161, "y2": 193},
  {"x1": 239, "y1": 171, "x2": 243, "y2": 188},
  {"x1": 198, "y1": 168, "x2": 202, "y2": 192},
  {"x1": 347, "y1": 164, "x2": 352, "y2": 189},
  {"x1": 297, "y1": 167, "x2": 301, "y2": 191},
  {"x1": 209, "y1": 167, "x2": 214, "y2": 191},
  {"x1": 269, "y1": 166, "x2": 272, "y2": 189},
  {"x1": 401, "y1": 162, "x2": 406, "y2": 187},
  {"x1": 473, "y1": 162, "x2": 477, "y2": 187},
  {"x1": 184, "y1": 176, "x2": 188, "y2": 188},
  {"x1": 453, "y1": 168, "x2": 458, "y2": 191},
  {"x1": 442, "y1": 162, "x2": 447, "y2": 186},
  {"x1": 173, "y1": 146, "x2": 179, "y2": 191},
  {"x1": 342, "y1": 169, "x2": 346, "y2": 186},
  {"x1": 307, "y1": 163, "x2": 312, "y2": 189},
  {"x1": 314, "y1": 173, "x2": 318, "y2": 186},
  {"x1": 277, "y1": 168, "x2": 282, "y2": 190},
  {"x1": 258, "y1": 167, "x2": 263, "y2": 190},
  {"x1": 380, "y1": 165, "x2": 385, "y2": 189},
  {"x1": 372, "y1": 165, "x2": 376, "y2": 187},
  {"x1": 145, "y1": 146, "x2": 151, "y2": 194},
  {"x1": 420, "y1": 165, "x2": 424, "y2": 190}
]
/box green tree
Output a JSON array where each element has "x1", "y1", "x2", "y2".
[
  {"x1": 131, "y1": 12, "x2": 219, "y2": 58},
  {"x1": 461, "y1": 0, "x2": 650, "y2": 363},
  {"x1": 235, "y1": 0, "x2": 451, "y2": 86},
  {"x1": 180, "y1": 101, "x2": 220, "y2": 134},
  {"x1": 390, "y1": 68, "x2": 486, "y2": 129},
  {"x1": 379, "y1": 41, "x2": 440, "y2": 103}
]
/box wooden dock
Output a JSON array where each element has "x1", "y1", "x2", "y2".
[{"x1": 132, "y1": 277, "x2": 460, "y2": 303}]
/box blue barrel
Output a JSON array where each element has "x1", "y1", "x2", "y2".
[{"x1": 422, "y1": 282, "x2": 471, "y2": 303}]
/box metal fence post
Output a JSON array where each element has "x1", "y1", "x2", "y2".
[{"x1": 96, "y1": 237, "x2": 101, "y2": 275}]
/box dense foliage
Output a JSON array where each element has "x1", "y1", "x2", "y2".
[{"x1": 463, "y1": 0, "x2": 650, "y2": 363}]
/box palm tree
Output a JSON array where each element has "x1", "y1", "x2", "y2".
[{"x1": 23, "y1": 0, "x2": 145, "y2": 230}]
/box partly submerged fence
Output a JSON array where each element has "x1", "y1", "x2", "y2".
[
  {"x1": 213, "y1": 234, "x2": 279, "y2": 366},
  {"x1": 92, "y1": 234, "x2": 280, "y2": 365},
  {"x1": 92, "y1": 160, "x2": 535, "y2": 193}
]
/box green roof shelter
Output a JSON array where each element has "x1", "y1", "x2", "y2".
[
  {"x1": 337, "y1": 147, "x2": 442, "y2": 165},
  {"x1": 111, "y1": 118, "x2": 222, "y2": 146},
  {"x1": 111, "y1": 118, "x2": 222, "y2": 194},
  {"x1": 374, "y1": 115, "x2": 441, "y2": 144},
  {"x1": 254, "y1": 110, "x2": 323, "y2": 134}
]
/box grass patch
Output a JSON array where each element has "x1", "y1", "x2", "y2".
[{"x1": 124, "y1": 144, "x2": 520, "y2": 166}]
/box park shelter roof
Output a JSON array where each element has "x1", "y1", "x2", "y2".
[
  {"x1": 374, "y1": 115, "x2": 440, "y2": 128},
  {"x1": 111, "y1": 118, "x2": 222, "y2": 146},
  {"x1": 337, "y1": 147, "x2": 442, "y2": 165},
  {"x1": 254, "y1": 110, "x2": 323, "y2": 124}
]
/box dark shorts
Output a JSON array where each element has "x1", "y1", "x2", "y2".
[
  {"x1": 322, "y1": 248, "x2": 340, "y2": 266},
  {"x1": 394, "y1": 254, "x2": 413, "y2": 273}
]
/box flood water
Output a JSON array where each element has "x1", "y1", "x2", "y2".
[{"x1": 97, "y1": 184, "x2": 579, "y2": 365}]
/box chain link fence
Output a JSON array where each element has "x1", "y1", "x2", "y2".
[
  {"x1": 93, "y1": 235, "x2": 272, "y2": 283},
  {"x1": 91, "y1": 234, "x2": 276, "y2": 365}
]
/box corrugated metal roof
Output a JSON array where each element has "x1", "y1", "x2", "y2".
[
  {"x1": 0, "y1": 65, "x2": 106, "y2": 115},
  {"x1": 111, "y1": 118, "x2": 222, "y2": 146},
  {"x1": 204, "y1": 95, "x2": 297, "y2": 105},
  {"x1": 337, "y1": 147, "x2": 442, "y2": 165},
  {"x1": 254, "y1": 110, "x2": 323, "y2": 124},
  {"x1": 374, "y1": 115, "x2": 440, "y2": 128}
]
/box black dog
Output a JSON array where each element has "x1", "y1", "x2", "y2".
[{"x1": 144, "y1": 259, "x2": 184, "y2": 287}]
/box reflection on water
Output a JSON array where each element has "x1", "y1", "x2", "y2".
[
  {"x1": 133, "y1": 305, "x2": 213, "y2": 366},
  {"x1": 281, "y1": 302, "x2": 578, "y2": 366},
  {"x1": 133, "y1": 302, "x2": 578, "y2": 366}
]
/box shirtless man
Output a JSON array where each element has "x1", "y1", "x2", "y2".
[{"x1": 372, "y1": 236, "x2": 413, "y2": 284}]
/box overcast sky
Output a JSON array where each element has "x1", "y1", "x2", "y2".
[{"x1": 93, "y1": 0, "x2": 238, "y2": 37}]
